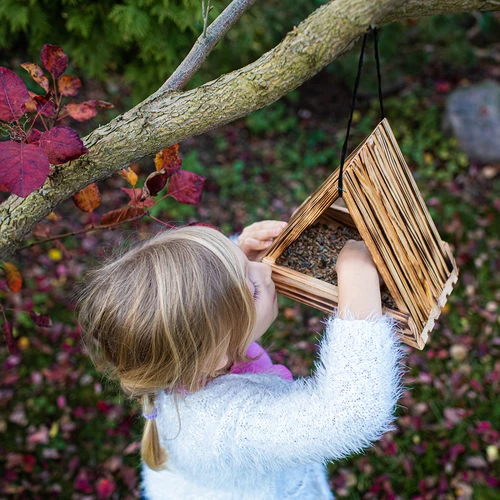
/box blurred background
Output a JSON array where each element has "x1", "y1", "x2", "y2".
[{"x1": 0, "y1": 1, "x2": 499, "y2": 498}]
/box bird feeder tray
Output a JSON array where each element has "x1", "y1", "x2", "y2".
[{"x1": 262, "y1": 118, "x2": 458, "y2": 349}]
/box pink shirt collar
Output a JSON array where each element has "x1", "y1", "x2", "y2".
[{"x1": 230, "y1": 342, "x2": 293, "y2": 382}]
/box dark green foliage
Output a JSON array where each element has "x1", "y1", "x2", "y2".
[{"x1": 0, "y1": 0, "x2": 328, "y2": 103}]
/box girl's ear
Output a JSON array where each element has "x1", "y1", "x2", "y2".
[{"x1": 216, "y1": 353, "x2": 229, "y2": 371}]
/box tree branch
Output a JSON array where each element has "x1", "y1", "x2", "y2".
[
  {"x1": 162, "y1": 0, "x2": 258, "y2": 91},
  {"x1": 0, "y1": 0, "x2": 498, "y2": 260}
]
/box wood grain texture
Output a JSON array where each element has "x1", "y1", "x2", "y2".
[{"x1": 263, "y1": 119, "x2": 459, "y2": 350}]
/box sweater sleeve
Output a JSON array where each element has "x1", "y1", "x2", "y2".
[{"x1": 216, "y1": 314, "x2": 407, "y2": 472}]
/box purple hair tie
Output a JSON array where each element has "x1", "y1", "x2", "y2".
[{"x1": 143, "y1": 407, "x2": 158, "y2": 420}]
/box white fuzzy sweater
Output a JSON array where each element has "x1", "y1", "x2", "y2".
[{"x1": 142, "y1": 314, "x2": 407, "y2": 499}]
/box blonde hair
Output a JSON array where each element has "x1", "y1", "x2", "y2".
[{"x1": 76, "y1": 226, "x2": 257, "y2": 470}]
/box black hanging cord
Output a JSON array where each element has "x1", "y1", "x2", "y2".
[
  {"x1": 338, "y1": 28, "x2": 384, "y2": 198},
  {"x1": 374, "y1": 27, "x2": 385, "y2": 121}
]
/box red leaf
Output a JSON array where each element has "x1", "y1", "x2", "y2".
[
  {"x1": 39, "y1": 126, "x2": 88, "y2": 165},
  {"x1": 73, "y1": 183, "x2": 101, "y2": 212},
  {"x1": 29, "y1": 311, "x2": 52, "y2": 328},
  {"x1": 0, "y1": 67, "x2": 29, "y2": 121},
  {"x1": 142, "y1": 168, "x2": 168, "y2": 198},
  {"x1": 34, "y1": 91, "x2": 55, "y2": 117},
  {"x1": 32, "y1": 223, "x2": 50, "y2": 238},
  {"x1": 101, "y1": 207, "x2": 145, "y2": 227},
  {"x1": 3, "y1": 262, "x2": 22, "y2": 292},
  {"x1": 26, "y1": 129, "x2": 41, "y2": 145},
  {"x1": 40, "y1": 45, "x2": 68, "y2": 79},
  {"x1": 96, "y1": 478, "x2": 116, "y2": 499},
  {"x1": 155, "y1": 145, "x2": 181, "y2": 176},
  {"x1": 167, "y1": 170, "x2": 205, "y2": 205},
  {"x1": 25, "y1": 92, "x2": 38, "y2": 113},
  {"x1": 20, "y1": 63, "x2": 49, "y2": 93},
  {"x1": 121, "y1": 187, "x2": 154, "y2": 209},
  {"x1": 58, "y1": 75, "x2": 81, "y2": 97},
  {"x1": 84, "y1": 99, "x2": 113, "y2": 109},
  {"x1": 65, "y1": 102, "x2": 97, "y2": 121},
  {"x1": 2, "y1": 320, "x2": 16, "y2": 354},
  {"x1": 65, "y1": 100, "x2": 113, "y2": 122},
  {"x1": 74, "y1": 470, "x2": 93, "y2": 493},
  {"x1": 0, "y1": 141, "x2": 50, "y2": 197}
]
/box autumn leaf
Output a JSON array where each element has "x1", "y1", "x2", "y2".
[
  {"x1": 167, "y1": 170, "x2": 205, "y2": 205},
  {"x1": 25, "y1": 91, "x2": 38, "y2": 113},
  {"x1": 29, "y1": 311, "x2": 52, "y2": 328},
  {"x1": 118, "y1": 166, "x2": 138, "y2": 187},
  {"x1": 26, "y1": 129, "x2": 41, "y2": 145},
  {"x1": 58, "y1": 75, "x2": 82, "y2": 97},
  {"x1": 20, "y1": 63, "x2": 50, "y2": 93},
  {"x1": 1, "y1": 320, "x2": 16, "y2": 354},
  {"x1": 65, "y1": 100, "x2": 113, "y2": 122},
  {"x1": 0, "y1": 67, "x2": 29, "y2": 121},
  {"x1": 32, "y1": 223, "x2": 50, "y2": 238},
  {"x1": 101, "y1": 207, "x2": 145, "y2": 227},
  {"x1": 33, "y1": 92, "x2": 55, "y2": 117},
  {"x1": 141, "y1": 168, "x2": 168, "y2": 199},
  {"x1": 0, "y1": 141, "x2": 50, "y2": 197},
  {"x1": 39, "y1": 126, "x2": 88, "y2": 165},
  {"x1": 73, "y1": 183, "x2": 101, "y2": 212},
  {"x1": 155, "y1": 144, "x2": 182, "y2": 176},
  {"x1": 40, "y1": 45, "x2": 68, "y2": 79},
  {"x1": 3, "y1": 262, "x2": 22, "y2": 292},
  {"x1": 46, "y1": 212, "x2": 60, "y2": 221},
  {"x1": 65, "y1": 102, "x2": 97, "y2": 121},
  {"x1": 121, "y1": 187, "x2": 154, "y2": 209},
  {"x1": 96, "y1": 477, "x2": 116, "y2": 499}
]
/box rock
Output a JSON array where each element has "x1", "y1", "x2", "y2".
[{"x1": 444, "y1": 80, "x2": 500, "y2": 164}]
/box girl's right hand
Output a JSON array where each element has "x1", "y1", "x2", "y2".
[
  {"x1": 336, "y1": 240, "x2": 377, "y2": 274},
  {"x1": 336, "y1": 240, "x2": 382, "y2": 319}
]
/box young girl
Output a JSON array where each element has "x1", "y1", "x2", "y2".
[{"x1": 77, "y1": 220, "x2": 406, "y2": 499}]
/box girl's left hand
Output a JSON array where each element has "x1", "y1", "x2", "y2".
[{"x1": 238, "y1": 220, "x2": 288, "y2": 261}]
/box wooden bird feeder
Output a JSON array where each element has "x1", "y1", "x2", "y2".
[{"x1": 262, "y1": 119, "x2": 459, "y2": 350}]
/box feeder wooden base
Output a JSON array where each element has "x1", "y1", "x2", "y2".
[{"x1": 264, "y1": 205, "x2": 458, "y2": 350}]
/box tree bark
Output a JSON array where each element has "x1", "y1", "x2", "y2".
[{"x1": 0, "y1": 0, "x2": 498, "y2": 260}]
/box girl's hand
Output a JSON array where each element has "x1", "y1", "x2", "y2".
[
  {"x1": 238, "y1": 220, "x2": 288, "y2": 261},
  {"x1": 336, "y1": 240, "x2": 377, "y2": 275},
  {"x1": 336, "y1": 240, "x2": 382, "y2": 319}
]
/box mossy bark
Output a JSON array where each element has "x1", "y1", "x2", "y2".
[{"x1": 0, "y1": 0, "x2": 497, "y2": 259}]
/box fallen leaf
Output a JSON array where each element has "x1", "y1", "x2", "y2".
[
  {"x1": 3, "y1": 262, "x2": 22, "y2": 292},
  {"x1": 29, "y1": 311, "x2": 52, "y2": 327}
]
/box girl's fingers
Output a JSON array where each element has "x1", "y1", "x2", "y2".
[
  {"x1": 246, "y1": 220, "x2": 287, "y2": 232},
  {"x1": 244, "y1": 223, "x2": 287, "y2": 242},
  {"x1": 244, "y1": 237, "x2": 273, "y2": 248},
  {"x1": 253, "y1": 228, "x2": 282, "y2": 241}
]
